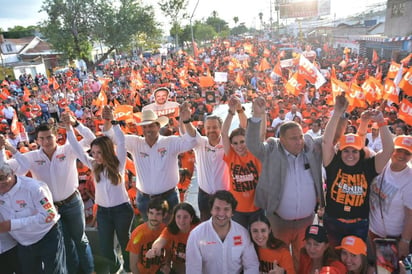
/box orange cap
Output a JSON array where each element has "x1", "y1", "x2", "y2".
[
  {"x1": 336, "y1": 235, "x2": 366, "y2": 255},
  {"x1": 394, "y1": 135, "x2": 412, "y2": 153},
  {"x1": 339, "y1": 134, "x2": 364, "y2": 151}
]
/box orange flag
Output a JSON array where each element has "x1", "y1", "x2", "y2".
[
  {"x1": 347, "y1": 83, "x2": 367, "y2": 109},
  {"x1": 11, "y1": 112, "x2": 19, "y2": 135},
  {"x1": 399, "y1": 66, "x2": 412, "y2": 96},
  {"x1": 199, "y1": 76, "x2": 215, "y2": 88},
  {"x1": 331, "y1": 77, "x2": 349, "y2": 101},
  {"x1": 298, "y1": 55, "x2": 326, "y2": 88},
  {"x1": 399, "y1": 98, "x2": 412, "y2": 126},
  {"x1": 113, "y1": 105, "x2": 133, "y2": 121},
  {"x1": 23, "y1": 86, "x2": 31, "y2": 101},
  {"x1": 362, "y1": 77, "x2": 382, "y2": 104},
  {"x1": 130, "y1": 70, "x2": 145, "y2": 91},
  {"x1": 258, "y1": 58, "x2": 270, "y2": 71},
  {"x1": 387, "y1": 62, "x2": 403, "y2": 79},
  {"x1": 235, "y1": 73, "x2": 245, "y2": 86},
  {"x1": 94, "y1": 90, "x2": 108, "y2": 107},
  {"x1": 285, "y1": 72, "x2": 305, "y2": 96},
  {"x1": 272, "y1": 61, "x2": 282, "y2": 77},
  {"x1": 383, "y1": 78, "x2": 400, "y2": 104},
  {"x1": 263, "y1": 48, "x2": 271, "y2": 57},
  {"x1": 372, "y1": 49, "x2": 379, "y2": 64}
]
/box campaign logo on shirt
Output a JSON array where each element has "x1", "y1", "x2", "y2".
[
  {"x1": 158, "y1": 147, "x2": 167, "y2": 158},
  {"x1": 16, "y1": 200, "x2": 27, "y2": 208},
  {"x1": 56, "y1": 153, "x2": 66, "y2": 161},
  {"x1": 35, "y1": 160, "x2": 46, "y2": 165},
  {"x1": 233, "y1": 235, "x2": 242, "y2": 246},
  {"x1": 139, "y1": 152, "x2": 149, "y2": 158}
]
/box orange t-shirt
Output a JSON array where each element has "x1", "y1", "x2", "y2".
[
  {"x1": 257, "y1": 246, "x2": 295, "y2": 274},
  {"x1": 223, "y1": 148, "x2": 261, "y2": 212},
  {"x1": 298, "y1": 251, "x2": 347, "y2": 274},
  {"x1": 159, "y1": 225, "x2": 196, "y2": 266},
  {"x1": 127, "y1": 223, "x2": 166, "y2": 274},
  {"x1": 179, "y1": 150, "x2": 195, "y2": 175}
]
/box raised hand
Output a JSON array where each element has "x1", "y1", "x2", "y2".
[{"x1": 252, "y1": 97, "x2": 266, "y2": 117}]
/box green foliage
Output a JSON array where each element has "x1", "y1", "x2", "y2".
[
  {"x1": 40, "y1": 0, "x2": 159, "y2": 70},
  {"x1": 205, "y1": 12, "x2": 229, "y2": 33},
  {"x1": 195, "y1": 24, "x2": 217, "y2": 41},
  {"x1": 231, "y1": 23, "x2": 249, "y2": 36},
  {"x1": 2, "y1": 25, "x2": 38, "y2": 38}
]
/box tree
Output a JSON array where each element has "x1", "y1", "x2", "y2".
[
  {"x1": 205, "y1": 12, "x2": 229, "y2": 34},
  {"x1": 40, "y1": 0, "x2": 159, "y2": 71},
  {"x1": 158, "y1": 0, "x2": 188, "y2": 49},
  {"x1": 3, "y1": 25, "x2": 38, "y2": 38},
  {"x1": 233, "y1": 16, "x2": 239, "y2": 26},
  {"x1": 195, "y1": 23, "x2": 216, "y2": 42},
  {"x1": 259, "y1": 12, "x2": 263, "y2": 29},
  {"x1": 231, "y1": 23, "x2": 249, "y2": 36}
]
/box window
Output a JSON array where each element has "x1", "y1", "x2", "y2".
[{"x1": 5, "y1": 44, "x2": 12, "y2": 52}]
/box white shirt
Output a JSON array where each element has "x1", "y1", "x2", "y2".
[
  {"x1": 194, "y1": 136, "x2": 230, "y2": 194},
  {"x1": 2, "y1": 106, "x2": 15, "y2": 119},
  {"x1": 186, "y1": 219, "x2": 259, "y2": 274},
  {"x1": 5, "y1": 123, "x2": 95, "y2": 201},
  {"x1": 67, "y1": 125, "x2": 129, "y2": 207},
  {"x1": 285, "y1": 111, "x2": 302, "y2": 121},
  {"x1": 0, "y1": 176, "x2": 60, "y2": 246},
  {"x1": 276, "y1": 149, "x2": 317, "y2": 220},
  {"x1": 0, "y1": 212, "x2": 17, "y2": 254},
  {"x1": 105, "y1": 129, "x2": 197, "y2": 195},
  {"x1": 366, "y1": 133, "x2": 383, "y2": 153},
  {"x1": 306, "y1": 129, "x2": 322, "y2": 139},
  {"x1": 369, "y1": 162, "x2": 412, "y2": 237}
]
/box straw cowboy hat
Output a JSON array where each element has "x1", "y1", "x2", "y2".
[{"x1": 135, "y1": 110, "x2": 168, "y2": 127}]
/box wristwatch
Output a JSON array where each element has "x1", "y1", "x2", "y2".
[
  {"x1": 183, "y1": 119, "x2": 192, "y2": 124},
  {"x1": 111, "y1": 120, "x2": 119, "y2": 125}
]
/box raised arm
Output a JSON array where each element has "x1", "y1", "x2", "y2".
[
  {"x1": 246, "y1": 96, "x2": 267, "y2": 160},
  {"x1": 222, "y1": 96, "x2": 241, "y2": 155},
  {"x1": 370, "y1": 110, "x2": 393, "y2": 173},
  {"x1": 179, "y1": 101, "x2": 197, "y2": 137},
  {"x1": 322, "y1": 94, "x2": 348, "y2": 167}
]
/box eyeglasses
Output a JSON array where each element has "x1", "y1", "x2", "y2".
[{"x1": 231, "y1": 140, "x2": 245, "y2": 145}]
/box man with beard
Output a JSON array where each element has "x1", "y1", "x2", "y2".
[
  {"x1": 186, "y1": 190, "x2": 259, "y2": 273},
  {"x1": 142, "y1": 87, "x2": 180, "y2": 118},
  {"x1": 127, "y1": 198, "x2": 168, "y2": 274},
  {"x1": 193, "y1": 115, "x2": 230, "y2": 221}
]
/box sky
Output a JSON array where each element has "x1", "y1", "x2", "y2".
[{"x1": 0, "y1": 0, "x2": 387, "y2": 32}]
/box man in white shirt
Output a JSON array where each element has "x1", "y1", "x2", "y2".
[
  {"x1": 0, "y1": 163, "x2": 65, "y2": 273},
  {"x1": 0, "y1": 115, "x2": 96, "y2": 274},
  {"x1": 306, "y1": 119, "x2": 322, "y2": 139},
  {"x1": 105, "y1": 103, "x2": 197, "y2": 221},
  {"x1": 366, "y1": 122, "x2": 383, "y2": 153},
  {"x1": 270, "y1": 109, "x2": 288, "y2": 137},
  {"x1": 285, "y1": 104, "x2": 303, "y2": 121},
  {"x1": 0, "y1": 212, "x2": 20, "y2": 274},
  {"x1": 186, "y1": 190, "x2": 259, "y2": 274},
  {"x1": 142, "y1": 87, "x2": 180, "y2": 118},
  {"x1": 193, "y1": 115, "x2": 230, "y2": 221}
]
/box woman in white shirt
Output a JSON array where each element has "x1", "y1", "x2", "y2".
[{"x1": 63, "y1": 109, "x2": 133, "y2": 273}]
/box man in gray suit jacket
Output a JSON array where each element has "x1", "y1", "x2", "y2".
[{"x1": 246, "y1": 96, "x2": 324, "y2": 272}]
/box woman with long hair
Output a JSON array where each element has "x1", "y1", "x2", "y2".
[
  {"x1": 221, "y1": 96, "x2": 263, "y2": 228},
  {"x1": 298, "y1": 224, "x2": 346, "y2": 274},
  {"x1": 248, "y1": 214, "x2": 295, "y2": 274},
  {"x1": 145, "y1": 202, "x2": 200, "y2": 274},
  {"x1": 63, "y1": 107, "x2": 134, "y2": 273},
  {"x1": 336, "y1": 236, "x2": 368, "y2": 274}
]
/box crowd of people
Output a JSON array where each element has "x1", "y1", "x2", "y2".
[{"x1": 0, "y1": 36, "x2": 411, "y2": 274}]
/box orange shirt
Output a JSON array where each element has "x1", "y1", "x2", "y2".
[
  {"x1": 179, "y1": 150, "x2": 195, "y2": 175},
  {"x1": 257, "y1": 246, "x2": 295, "y2": 274},
  {"x1": 159, "y1": 225, "x2": 196, "y2": 267},
  {"x1": 223, "y1": 148, "x2": 261, "y2": 212},
  {"x1": 127, "y1": 223, "x2": 166, "y2": 274},
  {"x1": 298, "y1": 251, "x2": 346, "y2": 274}
]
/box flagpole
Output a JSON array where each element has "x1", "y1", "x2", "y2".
[{"x1": 190, "y1": 0, "x2": 200, "y2": 58}]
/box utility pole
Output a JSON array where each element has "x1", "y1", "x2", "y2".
[{"x1": 190, "y1": 0, "x2": 200, "y2": 57}]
